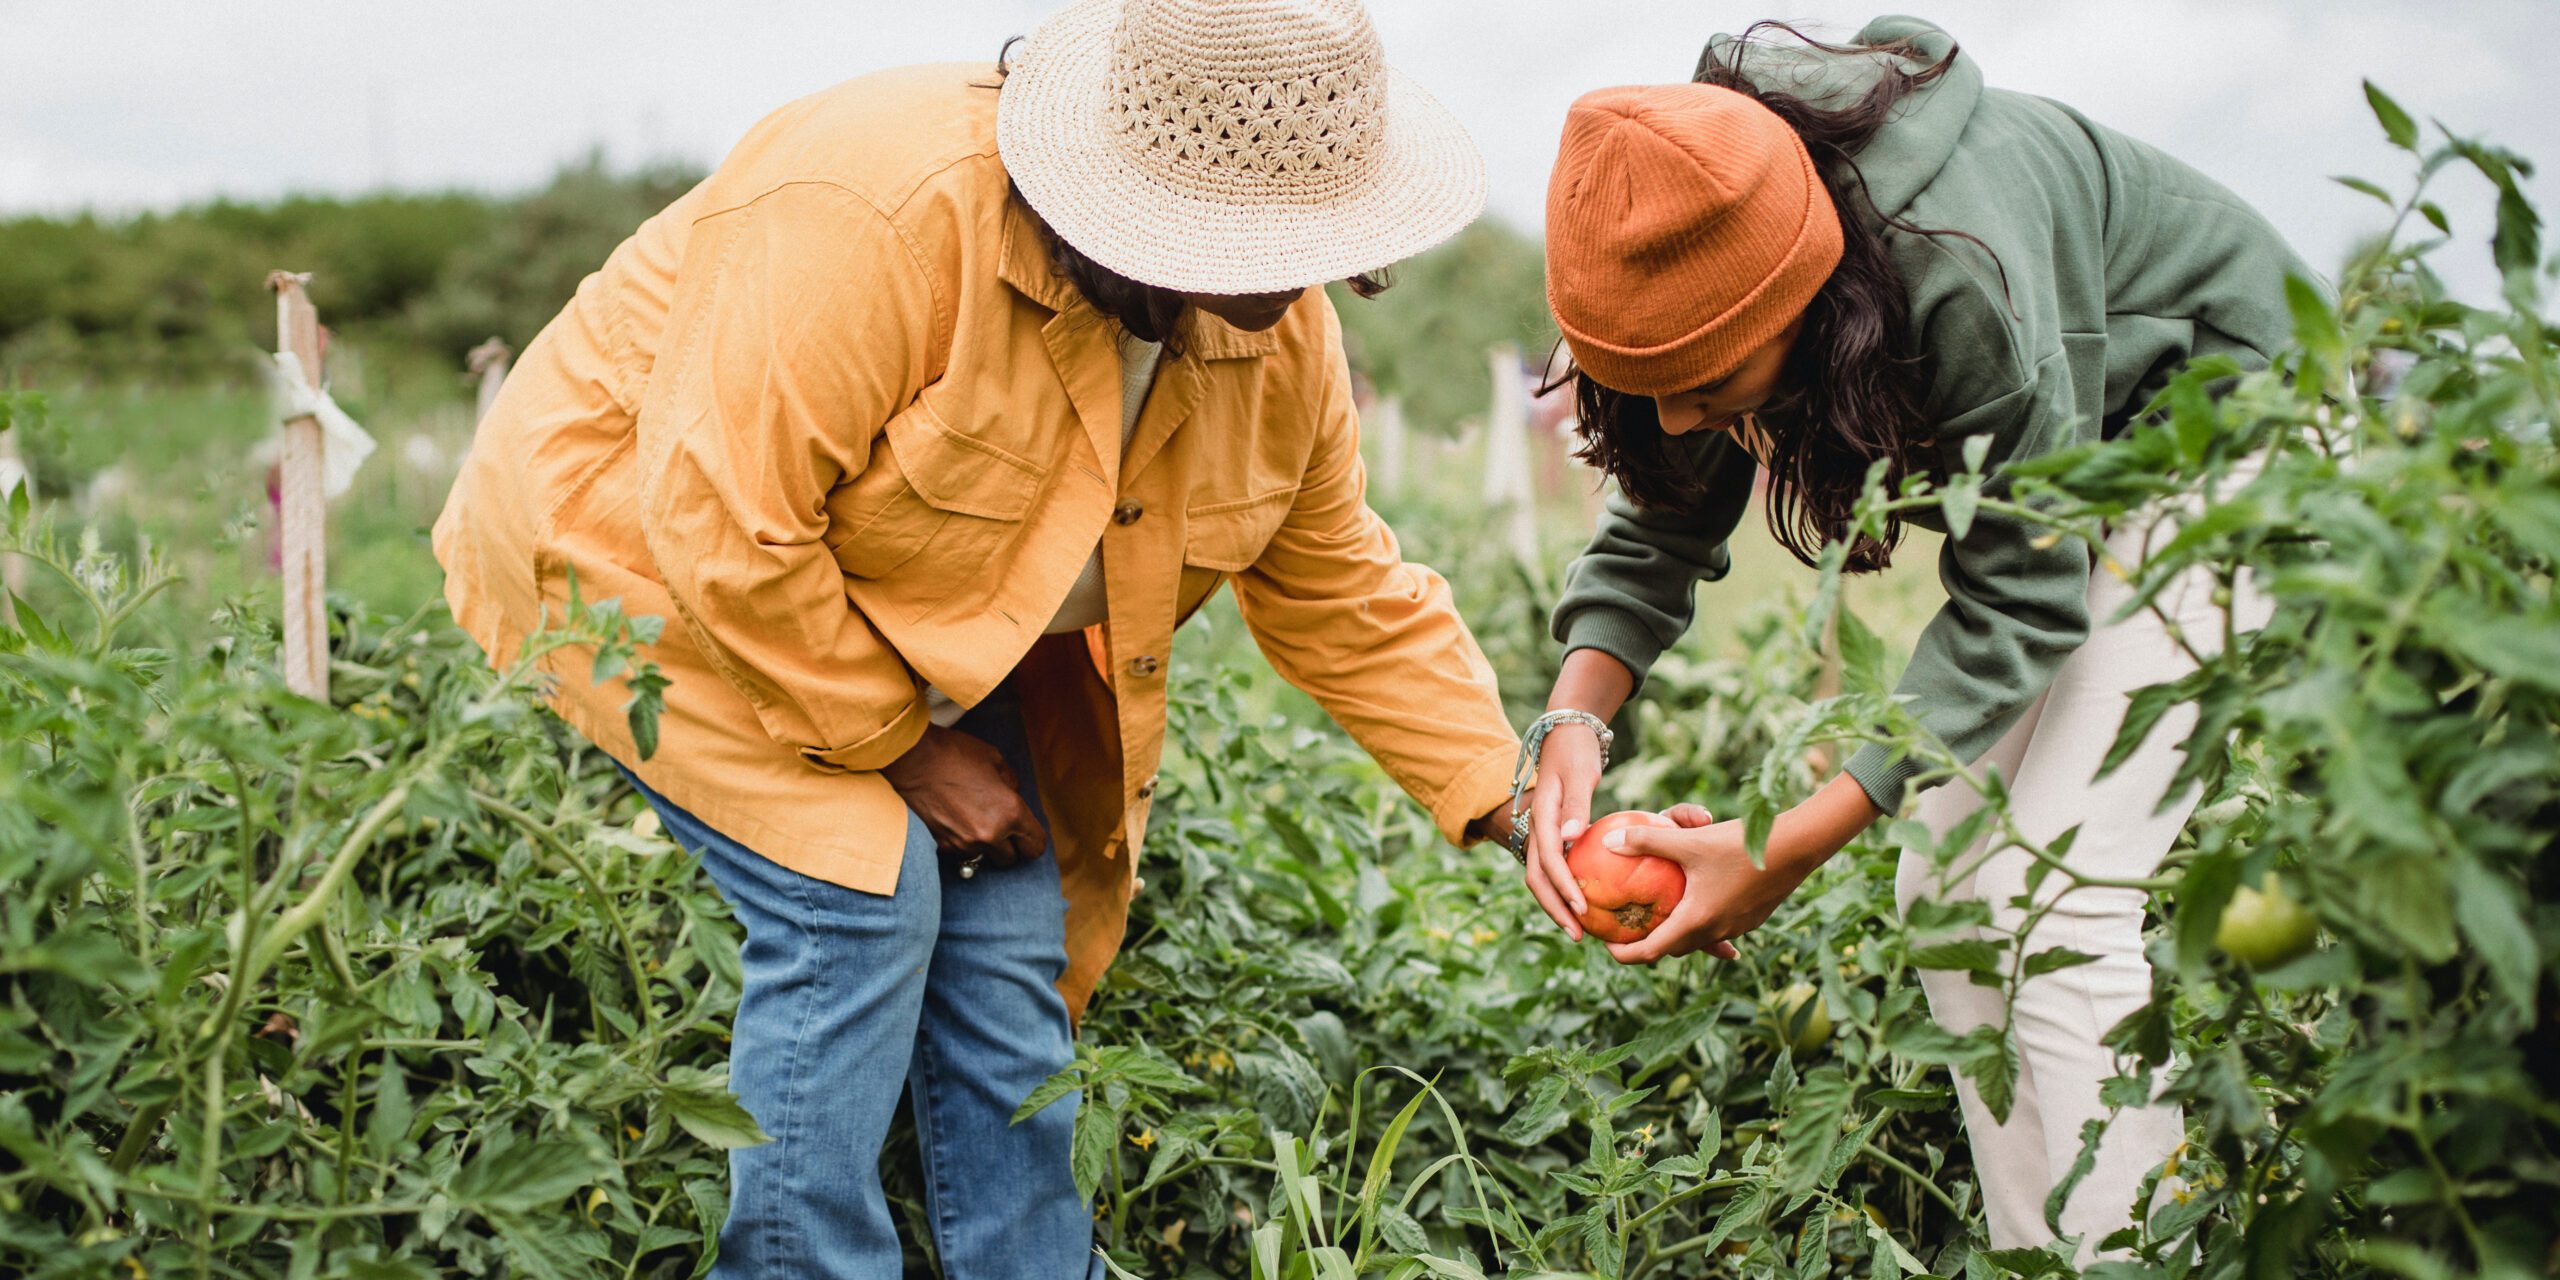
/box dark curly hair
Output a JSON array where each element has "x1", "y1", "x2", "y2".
[
  {"x1": 984, "y1": 38, "x2": 1390, "y2": 358},
  {"x1": 1566, "y1": 23, "x2": 2001, "y2": 573}
]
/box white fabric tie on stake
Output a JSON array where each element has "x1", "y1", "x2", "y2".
[{"x1": 265, "y1": 351, "x2": 376, "y2": 498}]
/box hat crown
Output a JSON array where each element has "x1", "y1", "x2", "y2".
[{"x1": 1109, "y1": 0, "x2": 1388, "y2": 206}]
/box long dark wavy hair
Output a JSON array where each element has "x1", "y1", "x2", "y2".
[
  {"x1": 982, "y1": 38, "x2": 1390, "y2": 357},
  {"x1": 1568, "y1": 23, "x2": 1996, "y2": 573}
]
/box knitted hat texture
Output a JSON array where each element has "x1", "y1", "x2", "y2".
[{"x1": 1545, "y1": 83, "x2": 1843, "y2": 395}]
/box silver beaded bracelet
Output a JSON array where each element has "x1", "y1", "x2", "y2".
[{"x1": 1502, "y1": 710, "x2": 1615, "y2": 865}]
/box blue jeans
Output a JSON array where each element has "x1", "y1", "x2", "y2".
[{"x1": 622, "y1": 692, "x2": 1096, "y2": 1279}]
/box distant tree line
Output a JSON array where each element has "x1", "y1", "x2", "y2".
[
  {"x1": 0, "y1": 155, "x2": 703, "y2": 384},
  {"x1": 0, "y1": 155, "x2": 1555, "y2": 434}
]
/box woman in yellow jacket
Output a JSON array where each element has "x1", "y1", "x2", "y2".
[{"x1": 433, "y1": 0, "x2": 1524, "y2": 1274}]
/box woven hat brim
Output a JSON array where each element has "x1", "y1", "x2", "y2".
[{"x1": 998, "y1": 0, "x2": 1489, "y2": 295}]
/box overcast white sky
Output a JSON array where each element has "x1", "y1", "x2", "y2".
[{"x1": 3, "y1": 1, "x2": 2551, "y2": 300}]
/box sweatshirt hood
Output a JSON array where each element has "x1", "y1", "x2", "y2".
[{"x1": 1693, "y1": 15, "x2": 1982, "y2": 223}]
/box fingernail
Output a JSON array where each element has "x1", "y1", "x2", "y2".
[
  {"x1": 1561, "y1": 818, "x2": 1585, "y2": 840},
  {"x1": 1602, "y1": 830, "x2": 1625, "y2": 850}
]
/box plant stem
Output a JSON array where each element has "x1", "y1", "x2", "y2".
[
  {"x1": 1860, "y1": 1142, "x2": 1961, "y2": 1215},
  {"x1": 471, "y1": 789, "x2": 662, "y2": 1038}
]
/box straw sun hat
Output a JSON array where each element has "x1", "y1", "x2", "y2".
[{"x1": 997, "y1": 0, "x2": 1488, "y2": 295}]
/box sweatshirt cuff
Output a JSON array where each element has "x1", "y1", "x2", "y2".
[
  {"x1": 1842, "y1": 742, "x2": 1934, "y2": 816},
  {"x1": 1556, "y1": 604, "x2": 1671, "y2": 696}
]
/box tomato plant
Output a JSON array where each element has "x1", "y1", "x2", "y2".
[{"x1": 0, "y1": 84, "x2": 2549, "y2": 1280}]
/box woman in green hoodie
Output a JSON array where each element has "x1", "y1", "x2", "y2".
[{"x1": 1512, "y1": 18, "x2": 2312, "y2": 1261}]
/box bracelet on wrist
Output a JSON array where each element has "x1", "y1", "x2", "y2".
[{"x1": 1501, "y1": 710, "x2": 1615, "y2": 865}]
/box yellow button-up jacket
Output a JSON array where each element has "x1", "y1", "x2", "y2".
[{"x1": 433, "y1": 63, "x2": 1520, "y2": 1017}]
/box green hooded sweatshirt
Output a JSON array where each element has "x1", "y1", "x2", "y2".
[{"x1": 1549, "y1": 16, "x2": 2318, "y2": 813}]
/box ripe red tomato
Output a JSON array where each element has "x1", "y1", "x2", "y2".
[{"x1": 1565, "y1": 810, "x2": 1685, "y2": 943}]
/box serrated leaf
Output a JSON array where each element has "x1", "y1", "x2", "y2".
[
  {"x1": 366, "y1": 1058, "x2": 413, "y2": 1160},
  {"x1": 1071, "y1": 1097, "x2": 1118, "y2": 1205},
  {"x1": 660, "y1": 1075, "x2": 771, "y2": 1150},
  {"x1": 450, "y1": 1141, "x2": 603, "y2": 1213},
  {"x1": 1909, "y1": 939, "x2": 2005, "y2": 974},
  {"x1": 2021, "y1": 947, "x2": 2100, "y2": 979},
  {"x1": 2364, "y1": 79, "x2": 2418, "y2": 151}
]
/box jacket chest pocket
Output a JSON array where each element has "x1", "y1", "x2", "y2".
[
  {"x1": 1182, "y1": 489, "x2": 1292, "y2": 573},
  {"x1": 827, "y1": 402, "x2": 1049, "y2": 585}
]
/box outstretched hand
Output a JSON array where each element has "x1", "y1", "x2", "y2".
[
  {"x1": 1601, "y1": 807, "x2": 1811, "y2": 965},
  {"x1": 1522, "y1": 724, "x2": 1604, "y2": 941},
  {"x1": 1600, "y1": 773, "x2": 1884, "y2": 965}
]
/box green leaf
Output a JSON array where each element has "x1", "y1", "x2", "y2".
[
  {"x1": 1909, "y1": 939, "x2": 2005, "y2": 974},
  {"x1": 2449, "y1": 854, "x2": 2537, "y2": 1017},
  {"x1": 1620, "y1": 1000, "x2": 1722, "y2": 1076},
  {"x1": 1700, "y1": 1184, "x2": 1766, "y2": 1260},
  {"x1": 2041, "y1": 1118, "x2": 2105, "y2": 1236},
  {"x1": 1941, "y1": 475, "x2": 1981, "y2": 542},
  {"x1": 684, "y1": 1178, "x2": 728, "y2": 1279},
  {"x1": 1357, "y1": 1084, "x2": 1432, "y2": 1219},
  {"x1": 1792, "y1": 1213, "x2": 1825, "y2": 1280},
  {"x1": 1070, "y1": 1096, "x2": 1118, "y2": 1206},
  {"x1": 2284, "y1": 275, "x2": 2345, "y2": 381},
  {"x1": 449, "y1": 1141, "x2": 604, "y2": 1213},
  {"x1": 1263, "y1": 804, "x2": 1327, "y2": 867},
  {"x1": 1778, "y1": 1067, "x2": 1855, "y2": 1198},
  {"x1": 365, "y1": 1059, "x2": 412, "y2": 1160},
  {"x1": 1961, "y1": 432, "x2": 1993, "y2": 476},
  {"x1": 625, "y1": 668, "x2": 671, "y2": 761},
  {"x1": 659, "y1": 1075, "x2": 772, "y2": 1150},
  {"x1": 2021, "y1": 947, "x2": 2099, "y2": 979},
  {"x1": 1498, "y1": 1075, "x2": 1572, "y2": 1146},
  {"x1": 1835, "y1": 602, "x2": 1888, "y2": 696},
  {"x1": 2095, "y1": 682, "x2": 2181, "y2": 782},
  {"x1": 1979, "y1": 1245, "x2": 2077, "y2": 1277},
  {"x1": 2364, "y1": 80, "x2": 2419, "y2": 151},
  {"x1": 2330, "y1": 175, "x2": 2395, "y2": 206},
  {"x1": 1966, "y1": 1036, "x2": 2021, "y2": 1126}
]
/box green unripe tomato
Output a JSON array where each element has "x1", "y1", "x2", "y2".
[
  {"x1": 1768, "y1": 982, "x2": 1833, "y2": 1054},
  {"x1": 2216, "y1": 874, "x2": 2318, "y2": 968}
]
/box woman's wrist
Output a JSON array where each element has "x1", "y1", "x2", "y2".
[
  {"x1": 1548, "y1": 648, "x2": 1635, "y2": 720},
  {"x1": 1768, "y1": 773, "x2": 1884, "y2": 877}
]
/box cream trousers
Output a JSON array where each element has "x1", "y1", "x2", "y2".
[{"x1": 1894, "y1": 496, "x2": 2268, "y2": 1264}]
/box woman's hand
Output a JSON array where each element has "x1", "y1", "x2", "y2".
[
  {"x1": 1599, "y1": 811, "x2": 1810, "y2": 964},
  {"x1": 1523, "y1": 724, "x2": 1603, "y2": 940},
  {"x1": 879, "y1": 727, "x2": 1048, "y2": 870},
  {"x1": 1602, "y1": 773, "x2": 1883, "y2": 965},
  {"x1": 1524, "y1": 649, "x2": 1641, "y2": 940}
]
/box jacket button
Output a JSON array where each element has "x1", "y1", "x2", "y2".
[
  {"x1": 1137, "y1": 775, "x2": 1159, "y2": 799},
  {"x1": 1113, "y1": 500, "x2": 1144, "y2": 525},
  {"x1": 1128, "y1": 654, "x2": 1160, "y2": 678}
]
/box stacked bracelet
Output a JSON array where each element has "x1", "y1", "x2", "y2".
[{"x1": 1501, "y1": 710, "x2": 1615, "y2": 865}]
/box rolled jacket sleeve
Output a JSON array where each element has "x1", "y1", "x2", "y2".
[
  {"x1": 636, "y1": 182, "x2": 947, "y2": 774},
  {"x1": 1227, "y1": 314, "x2": 1519, "y2": 845}
]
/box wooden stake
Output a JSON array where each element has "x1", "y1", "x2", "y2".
[
  {"x1": 465, "y1": 336, "x2": 512, "y2": 428},
  {"x1": 269, "y1": 271, "x2": 329, "y2": 701},
  {"x1": 1371, "y1": 395, "x2": 1407, "y2": 501},
  {"x1": 1482, "y1": 342, "x2": 1539, "y2": 567}
]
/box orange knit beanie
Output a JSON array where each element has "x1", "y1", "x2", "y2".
[{"x1": 1546, "y1": 83, "x2": 1843, "y2": 396}]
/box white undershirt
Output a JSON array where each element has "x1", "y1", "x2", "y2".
[{"x1": 921, "y1": 329, "x2": 1163, "y2": 727}]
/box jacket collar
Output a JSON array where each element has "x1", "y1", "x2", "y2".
[{"x1": 998, "y1": 198, "x2": 1281, "y2": 361}]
